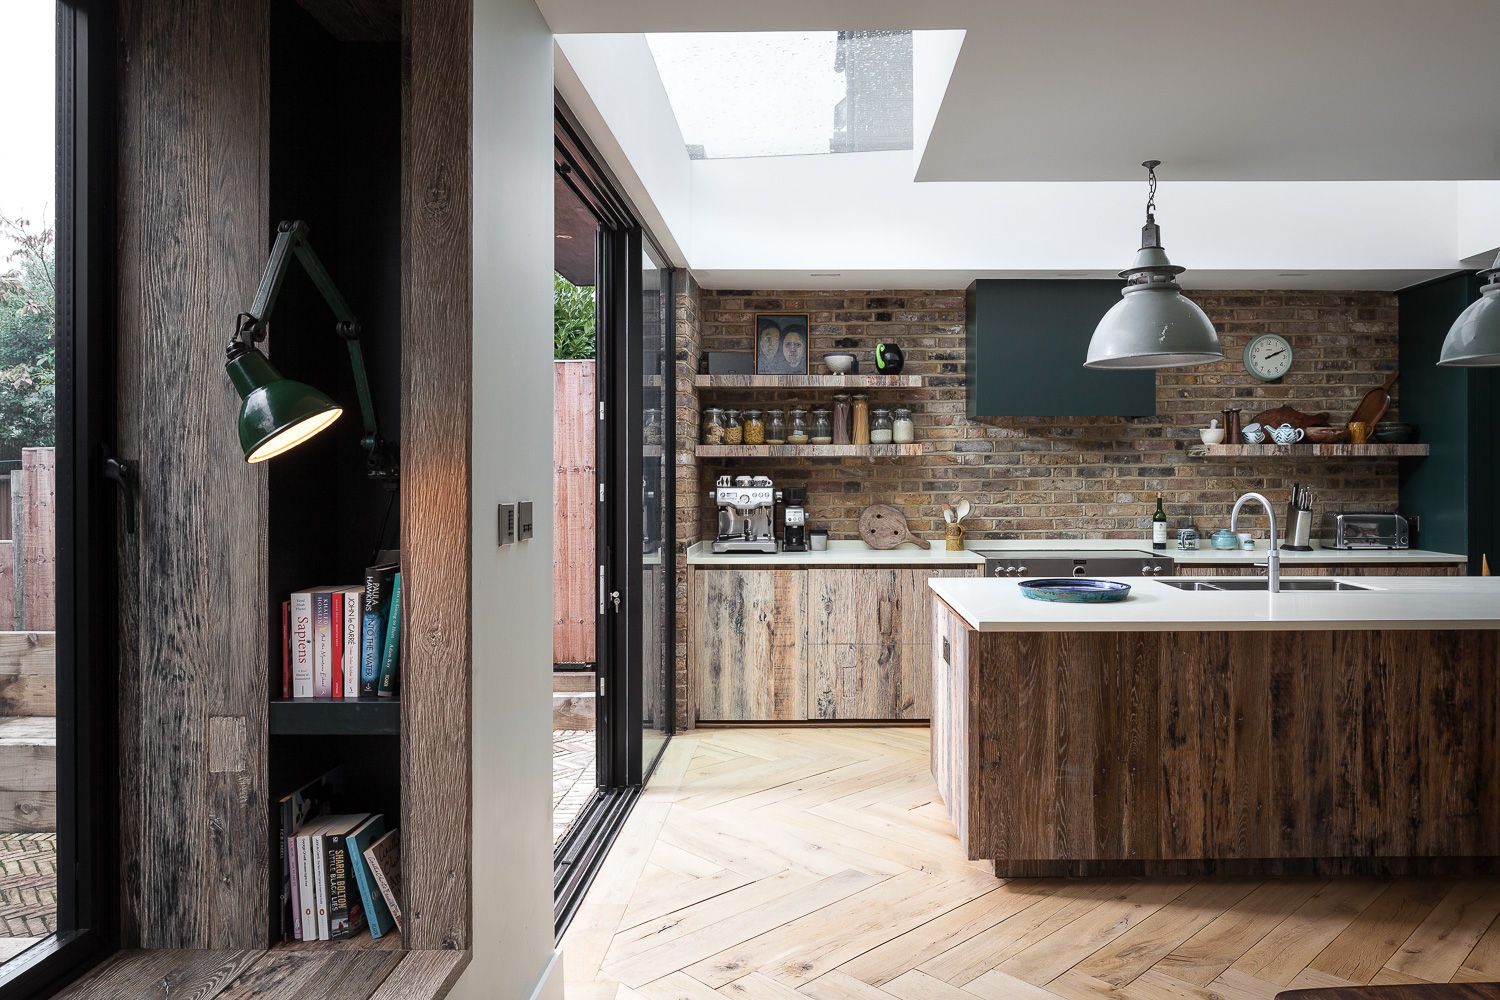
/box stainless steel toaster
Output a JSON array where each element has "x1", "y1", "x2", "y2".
[{"x1": 1320, "y1": 512, "x2": 1410, "y2": 549}]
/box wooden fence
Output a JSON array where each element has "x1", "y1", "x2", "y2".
[
  {"x1": 554, "y1": 362, "x2": 597, "y2": 665},
  {"x1": 0, "y1": 449, "x2": 55, "y2": 633}
]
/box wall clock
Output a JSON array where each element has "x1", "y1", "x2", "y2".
[{"x1": 1244, "y1": 334, "x2": 1293, "y2": 381}]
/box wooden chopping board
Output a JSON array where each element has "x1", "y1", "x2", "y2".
[
  {"x1": 1348, "y1": 370, "x2": 1399, "y2": 428},
  {"x1": 1251, "y1": 405, "x2": 1331, "y2": 431},
  {"x1": 859, "y1": 504, "x2": 930, "y2": 550}
]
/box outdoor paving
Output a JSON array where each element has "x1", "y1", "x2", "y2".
[
  {"x1": 0, "y1": 833, "x2": 55, "y2": 944},
  {"x1": 553, "y1": 729, "x2": 596, "y2": 847}
]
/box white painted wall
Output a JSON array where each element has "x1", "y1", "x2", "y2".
[
  {"x1": 462, "y1": 0, "x2": 560, "y2": 998},
  {"x1": 1456, "y1": 181, "x2": 1500, "y2": 265}
]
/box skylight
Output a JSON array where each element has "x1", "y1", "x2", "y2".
[{"x1": 645, "y1": 31, "x2": 913, "y2": 160}]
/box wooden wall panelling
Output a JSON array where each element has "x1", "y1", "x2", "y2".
[
  {"x1": 116, "y1": 0, "x2": 269, "y2": 948},
  {"x1": 401, "y1": 0, "x2": 474, "y2": 951},
  {"x1": 690, "y1": 569, "x2": 806, "y2": 721}
]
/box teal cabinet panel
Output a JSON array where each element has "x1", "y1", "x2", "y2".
[{"x1": 965, "y1": 279, "x2": 1157, "y2": 417}]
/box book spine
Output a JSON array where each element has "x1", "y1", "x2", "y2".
[
  {"x1": 313, "y1": 591, "x2": 334, "y2": 698},
  {"x1": 312, "y1": 833, "x2": 331, "y2": 940},
  {"x1": 377, "y1": 573, "x2": 402, "y2": 697},
  {"x1": 343, "y1": 589, "x2": 361, "y2": 699},
  {"x1": 364, "y1": 846, "x2": 403, "y2": 930},
  {"x1": 325, "y1": 833, "x2": 352, "y2": 940},
  {"x1": 296, "y1": 835, "x2": 317, "y2": 939},
  {"x1": 347, "y1": 831, "x2": 387, "y2": 939},
  {"x1": 288, "y1": 836, "x2": 302, "y2": 940},
  {"x1": 330, "y1": 592, "x2": 343, "y2": 698},
  {"x1": 361, "y1": 568, "x2": 388, "y2": 697},
  {"x1": 281, "y1": 600, "x2": 290, "y2": 700},
  {"x1": 289, "y1": 592, "x2": 315, "y2": 699}
]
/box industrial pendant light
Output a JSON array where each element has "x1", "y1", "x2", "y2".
[
  {"x1": 1085, "y1": 160, "x2": 1223, "y2": 369},
  {"x1": 1438, "y1": 250, "x2": 1500, "y2": 366}
]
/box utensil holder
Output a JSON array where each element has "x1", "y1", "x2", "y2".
[
  {"x1": 1282, "y1": 509, "x2": 1314, "y2": 551},
  {"x1": 944, "y1": 523, "x2": 966, "y2": 551}
]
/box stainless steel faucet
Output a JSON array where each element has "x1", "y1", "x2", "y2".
[{"x1": 1230, "y1": 492, "x2": 1281, "y2": 592}]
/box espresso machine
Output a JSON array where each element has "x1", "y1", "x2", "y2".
[
  {"x1": 780, "y1": 485, "x2": 807, "y2": 552},
  {"x1": 711, "y1": 475, "x2": 779, "y2": 553}
]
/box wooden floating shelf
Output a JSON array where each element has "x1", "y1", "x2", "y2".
[
  {"x1": 270, "y1": 697, "x2": 400, "y2": 736},
  {"x1": 1194, "y1": 443, "x2": 1430, "y2": 459},
  {"x1": 694, "y1": 374, "x2": 923, "y2": 389},
  {"x1": 696, "y1": 443, "x2": 925, "y2": 458}
]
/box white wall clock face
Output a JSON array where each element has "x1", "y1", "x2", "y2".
[{"x1": 1244, "y1": 334, "x2": 1293, "y2": 381}]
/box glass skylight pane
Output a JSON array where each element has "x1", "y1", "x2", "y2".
[{"x1": 646, "y1": 31, "x2": 913, "y2": 160}]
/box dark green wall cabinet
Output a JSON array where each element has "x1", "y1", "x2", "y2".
[{"x1": 965, "y1": 280, "x2": 1156, "y2": 417}]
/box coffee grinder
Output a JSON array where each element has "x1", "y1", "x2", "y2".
[{"x1": 779, "y1": 485, "x2": 808, "y2": 552}]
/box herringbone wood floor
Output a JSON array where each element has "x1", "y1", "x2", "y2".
[{"x1": 561, "y1": 727, "x2": 1500, "y2": 1000}]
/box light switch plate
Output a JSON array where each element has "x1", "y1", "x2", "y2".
[
  {"x1": 498, "y1": 502, "x2": 518, "y2": 546},
  {"x1": 517, "y1": 500, "x2": 534, "y2": 541}
]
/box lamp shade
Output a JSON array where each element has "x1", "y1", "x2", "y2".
[
  {"x1": 1438, "y1": 256, "x2": 1500, "y2": 367},
  {"x1": 1085, "y1": 279, "x2": 1223, "y2": 369},
  {"x1": 225, "y1": 345, "x2": 343, "y2": 463}
]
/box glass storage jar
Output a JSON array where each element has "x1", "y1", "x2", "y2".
[
  {"x1": 742, "y1": 409, "x2": 766, "y2": 445},
  {"x1": 765, "y1": 408, "x2": 786, "y2": 444},
  {"x1": 832, "y1": 394, "x2": 851, "y2": 445},
  {"x1": 787, "y1": 409, "x2": 810, "y2": 445},
  {"x1": 702, "y1": 407, "x2": 726, "y2": 445},
  {"x1": 723, "y1": 408, "x2": 743, "y2": 445},
  {"x1": 811, "y1": 408, "x2": 833, "y2": 445},
  {"x1": 891, "y1": 406, "x2": 915, "y2": 443},
  {"x1": 870, "y1": 407, "x2": 894, "y2": 444},
  {"x1": 851, "y1": 393, "x2": 870, "y2": 444}
]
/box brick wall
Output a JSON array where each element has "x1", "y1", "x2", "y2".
[{"x1": 690, "y1": 288, "x2": 1401, "y2": 541}]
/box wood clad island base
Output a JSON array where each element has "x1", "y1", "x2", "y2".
[{"x1": 930, "y1": 596, "x2": 1500, "y2": 878}]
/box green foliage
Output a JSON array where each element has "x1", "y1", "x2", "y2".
[
  {"x1": 554, "y1": 271, "x2": 596, "y2": 360},
  {"x1": 0, "y1": 216, "x2": 55, "y2": 452}
]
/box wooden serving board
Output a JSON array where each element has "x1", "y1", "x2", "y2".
[
  {"x1": 859, "y1": 504, "x2": 930, "y2": 550},
  {"x1": 1348, "y1": 370, "x2": 1399, "y2": 428},
  {"x1": 1251, "y1": 406, "x2": 1331, "y2": 431}
]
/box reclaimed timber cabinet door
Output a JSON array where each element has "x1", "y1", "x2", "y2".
[{"x1": 690, "y1": 565, "x2": 979, "y2": 722}]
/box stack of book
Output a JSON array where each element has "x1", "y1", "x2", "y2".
[
  {"x1": 282, "y1": 560, "x2": 402, "y2": 699},
  {"x1": 278, "y1": 767, "x2": 403, "y2": 942}
]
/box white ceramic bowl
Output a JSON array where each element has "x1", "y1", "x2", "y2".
[
  {"x1": 823, "y1": 353, "x2": 855, "y2": 374},
  {"x1": 1199, "y1": 427, "x2": 1225, "y2": 445}
]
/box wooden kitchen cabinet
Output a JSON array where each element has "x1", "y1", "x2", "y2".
[
  {"x1": 691, "y1": 564, "x2": 978, "y2": 722},
  {"x1": 691, "y1": 568, "x2": 807, "y2": 722}
]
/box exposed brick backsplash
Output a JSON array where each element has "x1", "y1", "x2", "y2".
[
  {"x1": 690, "y1": 288, "x2": 1401, "y2": 542},
  {"x1": 672, "y1": 274, "x2": 702, "y2": 728}
]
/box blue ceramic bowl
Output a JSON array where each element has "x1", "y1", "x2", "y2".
[
  {"x1": 1210, "y1": 530, "x2": 1239, "y2": 550},
  {"x1": 1018, "y1": 578, "x2": 1132, "y2": 603}
]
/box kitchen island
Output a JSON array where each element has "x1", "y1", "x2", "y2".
[{"x1": 927, "y1": 575, "x2": 1500, "y2": 877}]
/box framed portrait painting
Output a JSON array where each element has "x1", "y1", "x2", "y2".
[{"x1": 754, "y1": 312, "x2": 811, "y2": 376}]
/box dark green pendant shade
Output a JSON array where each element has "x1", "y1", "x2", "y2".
[{"x1": 225, "y1": 345, "x2": 343, "y2": 463}]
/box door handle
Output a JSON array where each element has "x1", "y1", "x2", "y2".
[{"x1": 609, "y1": 591, "x2": 621, "y2": 613}]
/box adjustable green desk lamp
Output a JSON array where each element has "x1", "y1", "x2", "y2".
[{"x1": 223, "y1": 220, "x2": 397, "y2": 480}]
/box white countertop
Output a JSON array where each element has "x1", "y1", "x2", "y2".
[
  {"x1": 686, "y1": 538, "x2": 1463, "y2": 567},
  {"x1": 686, "y1": 540, "x2": 985, "y2": 567},
  {"x1": 929, "y1": 575, "x2": 1500, "y2": 632}
]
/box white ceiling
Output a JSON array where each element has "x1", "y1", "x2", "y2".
[{"x1": 540, "y1": 0, "x2": 1500, "y2": 182}]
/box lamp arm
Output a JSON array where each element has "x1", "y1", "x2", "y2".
[{"x1": 236, "y1": 220, "x2": 397, "y2": 481}]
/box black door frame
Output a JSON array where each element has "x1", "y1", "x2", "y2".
[
  {"x1": 0, "y1": 1, "x2": 118, "y2": 996},
  {"x1": 551, "y1": 97, "x2": 676, "y2": 936}
]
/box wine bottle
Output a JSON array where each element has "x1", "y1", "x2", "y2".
[{"x1": 1152, "y1": 493, "x2": 1167, "y2": 550}]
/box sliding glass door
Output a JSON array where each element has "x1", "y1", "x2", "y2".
[{"x1": 638, "y1": 247, "x2": 671, "y2": 777}]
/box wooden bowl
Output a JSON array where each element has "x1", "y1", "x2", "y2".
[{"x1": 1305, "y1": 425, "x2": 1351, "y2": 444}]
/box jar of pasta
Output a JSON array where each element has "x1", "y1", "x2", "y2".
[
  {"x1": 742, "y1": 409, "x2": 766, "y2": 445},
  {"x1": 723, "y1": 409, "x2": 743, "y2": 445}
]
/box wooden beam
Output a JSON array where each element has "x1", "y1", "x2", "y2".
[{"x1": 401, "y1": 0, "x2": 473, "y2": 952}]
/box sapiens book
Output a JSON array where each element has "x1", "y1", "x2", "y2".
[
  {"x1": 346, "y1": 814, "x2": 394, "y2": 939},
  {"x1": 288, "y1": 590, "x2": 315, "y2": 699},
  {"x1": 342, "y1": 586, "x2": 362, "y2": 699},
  {"x1": 377, "y1": 571, "x2": 402, "y2": 698},
  {"x1": 277, "y1": 766, "x2": 343, "y2": 940},
  {"x1": 323, "y1": 813, "x2": 370, "y2": 940},
  {"x1": 361, "y1": 563, "x2": 398, "y2": 697},
  {"x1": 362, "y1": 828, "x2": 403, "y2": 931}
]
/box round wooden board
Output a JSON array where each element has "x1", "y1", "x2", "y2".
[{"x1": 859, "y1": 504, "x2": 930, "y2": 550}]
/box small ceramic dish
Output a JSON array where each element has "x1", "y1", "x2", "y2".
[
  {"x1": 1018, "y1": 578, "x2": 1132, "y2": 603},
  {"x1": 823, "y1": 353, "x2": 855, "y2": 374}
]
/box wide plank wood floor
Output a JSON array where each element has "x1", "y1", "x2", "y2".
[{"x1": 561, "y1": 727, "x2": 1500, "y2": 1000}]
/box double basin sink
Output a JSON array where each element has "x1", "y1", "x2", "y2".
[{"x1": 1163, "y1": 579, "x2": 1371, "y2": 592}]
